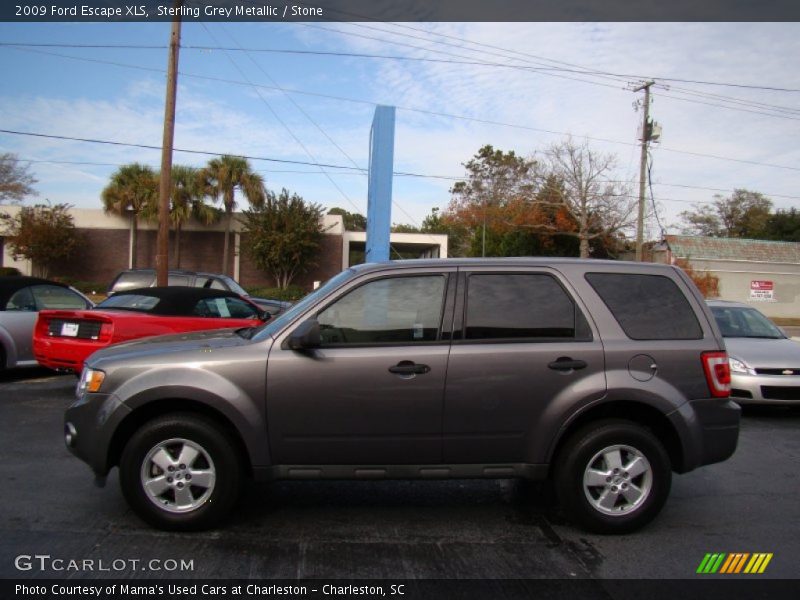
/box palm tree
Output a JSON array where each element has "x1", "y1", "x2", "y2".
[
  {"x1": 200, "y1": 155, "x2": 265, "y2": 275},
  {"x1": 143, "y1": 165, "x2": 221, "y2": 268},
  {"x1": 101, "y1": 163, "x2": 158, "y2": 269}
]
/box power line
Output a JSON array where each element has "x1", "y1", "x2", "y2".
[
  {"x1": 297, "y1": 24, "x2": 800, "y2": 120},
  {"x1": 8, "y1": 38, "x2": 797, "y2": 94},
  {"x1": 301, "y1": 24, "x2": 800, "y2": 93},
  {"x1": 211, "y1": 26, "x2": 437, "y2": 256},
  {"x1": 6, "y1": 45, "x2": 799, "y2": 174},
  {"x1": 6, "y1": 39, "x2": 800, "y2": 121}
]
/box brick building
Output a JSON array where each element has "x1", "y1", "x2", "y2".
[{"x1": 1, "y1": 206, "x2": 448, "y2": 291}]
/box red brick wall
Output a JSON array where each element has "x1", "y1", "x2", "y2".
[
  {"x1": 48, "y1": 227, "x2": 343, "y2": 292},
  {"x1": 238, "y1": 232, "x2": 343, "y2": 290}
]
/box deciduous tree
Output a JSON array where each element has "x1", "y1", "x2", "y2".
[
  {"x1": 762, "y1": 208, "x2": 800, "y2": 242},
  {"x1": 541, "y1": 139, "x2": 635, "y2": 258},
  {"x1": 447, "y1": 145, "x2": 539, "y2": 257},
  {"x1": 242, "y1": 189, "x2": 324, "y2": 290},
  {"x1": 327, "y1": 207, "x2": 366, "y2": 231},
  {"x1": 0, "y1": 153, "x2": 37, "y2": 203},
  {"x1": 679, "y1": 189, "x2": 773, "y2": 239},
  {"x1": 0, "y1": 202, "x2": 79, "y2": 278}
]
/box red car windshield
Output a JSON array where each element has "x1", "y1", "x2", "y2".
[{"x1": 96, "y1": 294, "x2": 161, "y2": 312}]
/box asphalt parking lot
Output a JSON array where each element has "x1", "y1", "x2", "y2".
[{"x1": 0, "y1": 369, "x2": 798, "y2": 585}]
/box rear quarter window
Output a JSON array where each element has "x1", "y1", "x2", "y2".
[
  {"x1": 111, "y1": 272, "x2": 154, "y2": 292},
  {"x1": 585, "y1": 272, "x2": 702, "y2": 340}
]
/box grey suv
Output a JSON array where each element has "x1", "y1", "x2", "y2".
[{"x1": 65, "y1": 259, "x2": 739, "y2": 533}]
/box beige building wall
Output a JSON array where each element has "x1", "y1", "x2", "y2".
[{"x1": 689, "y1": 258, "x2": 800, "y2": 319}]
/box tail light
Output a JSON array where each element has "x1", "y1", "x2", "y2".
[
  {"x1": 98, "y1": 322, "x2": 114, "y2": 341},
  {"x1": 35, "y1": 315, "x2": 50, "y2": 336},
  {"x1": 702, "y1": 351, "x2": 731, "y2": 398}
]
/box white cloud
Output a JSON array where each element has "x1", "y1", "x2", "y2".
[{"x1": 2, "y1": 21, "x2": 798, "y2": 233}]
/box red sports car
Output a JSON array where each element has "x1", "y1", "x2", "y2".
[{"x1": 34, "y1": 287, "x2": 267, "y2": 373}]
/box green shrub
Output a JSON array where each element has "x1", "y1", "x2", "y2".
[
  {"x1": 0, "y1": 266, "x2": 22, "y2": 276},
  {"x1": 245, "y1": 285, "x2": 307, "y2": 302}
]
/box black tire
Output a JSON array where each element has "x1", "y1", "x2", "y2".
[
  {"x1": 553, "y1": 419, "x2": 671, "y2": 534},
  {"x1": 119, "y1": 413, "x2": 243, "y2": 531}
]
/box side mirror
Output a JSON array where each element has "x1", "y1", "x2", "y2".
[
  {"x1": 259, "y1": 310, "x2": 272, "y2": 322},
  {"x1": 286, "y1": 319, "x2": 321, "y2": 350}
]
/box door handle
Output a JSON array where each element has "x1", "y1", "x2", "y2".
[
  {"x1": 548, "y1": 357, "x2": 588, "y2": 372},
  {"x1": 388, "y1": 361, "x2": 431, "y2": 375}
]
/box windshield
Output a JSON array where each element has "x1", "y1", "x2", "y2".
[
  {"x1": 249, "y1": 269, "x2": 356, "y2": 341},
  {"x1": 96, "y1": 294, "x2": 159, "y2": 312},
  {"x1": 711, "y1": 306, "x2": 785, "y2": 339},
  {"x1": 218, "y1": 276, "x2": 249, "y2": 297}
]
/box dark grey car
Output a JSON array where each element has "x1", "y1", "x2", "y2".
[{"x1": 65, "y1": 259, "x2": 740, "y2": 533}]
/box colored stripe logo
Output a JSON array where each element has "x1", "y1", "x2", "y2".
[{"x1": 697, "y1": 553, "x2": 773, "y2": 574}]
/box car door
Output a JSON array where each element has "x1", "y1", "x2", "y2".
[
  {"x1": 2, "y1": 286, "x2": 39, "y2": 365},
  {"x1": 3, "y1": 284, "x2": 89, "y2": 365},
  {"x1": 443, "y1": 268, "x2": 607, "y2": 464},
  {"x1": 266, "y1": 269, "x2": 455, "y2": 466}
]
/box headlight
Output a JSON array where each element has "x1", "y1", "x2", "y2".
[
  {"x1": 728, "y1": 357, "x2": 755, "y2": 375},
  {"x1": 76, "y1": 368, "x2": 106, "y2": 396}
]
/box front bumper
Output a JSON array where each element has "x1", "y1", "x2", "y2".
[
  {"x1": 729, "y1": 372, "x2": 800, "y2": 405},
  {"x1": 64, "y1": 392, "x2": 131, "y2": 477}
]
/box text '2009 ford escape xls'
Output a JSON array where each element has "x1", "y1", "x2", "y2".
[{"x1": 65, "y1": 259, "x2": 739, "y2": 534}]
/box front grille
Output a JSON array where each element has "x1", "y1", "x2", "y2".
[
  {"x1": 761, "y1": 386, "x2": 800, "y2": 401},
  {"x1": 755, "y1": 368, "x2": 800, "y2": 376},
  {"x1": 47, "y1": 319, "x2": 103, "y2": 340}
]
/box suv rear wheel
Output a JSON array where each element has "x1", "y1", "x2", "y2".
[
  {"x1": 554, "y1": 419, "x2": 671, "y2": 534},
  {"x1": 119, "y1": 413, "x2": 243, "y2": 531}
]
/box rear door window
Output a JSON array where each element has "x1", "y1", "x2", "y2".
[
  {"x1": 464, "y1": 273, "x2": 591, "y2": 341},
  {"x1": 30, "y1": 285, "x2": 88, "y2": 310},
  {"x1": 586, "y1": 273, "x2": 702, "y2": 340}
]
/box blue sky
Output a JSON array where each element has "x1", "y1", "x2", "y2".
[{"x1": 1, "y1": 21, "x2": 799, "y2": 238}]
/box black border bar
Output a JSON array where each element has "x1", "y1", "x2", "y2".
[
  {"x1": 3, "y1": 1, "x2": 800, "y2": 23},
  {"x1": 4, "y1": 579, "x2": 800, "y2": 600}
]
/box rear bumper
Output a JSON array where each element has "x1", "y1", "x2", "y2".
[
  {"x1": 672, "y1": 398, "x2": 741, "y2": 472},
  {"x1": 34, "y1": 338, "x2": 96, "y2": 373}
]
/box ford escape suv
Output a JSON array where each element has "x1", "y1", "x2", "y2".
[{"x1": 65, "y1": 259, "x2": 739, "y2": 533}]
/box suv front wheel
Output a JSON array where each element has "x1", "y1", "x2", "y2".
[
  {"x1": 554, "y1": 419, "x2": 671, "y2": 534},
  {"x1": 119, "y1": 413, "x2": 243, "y2": 531}
]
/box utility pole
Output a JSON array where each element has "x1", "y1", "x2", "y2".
[
  {"x1": 634, "y1": 80, "x2": 654, "y2": 262},
  {"x1": 155, "y1": 0, "x2": 182, "y2": 286}
]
